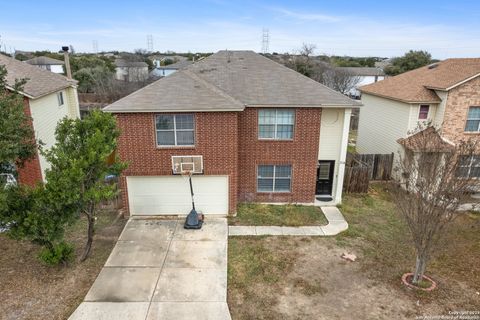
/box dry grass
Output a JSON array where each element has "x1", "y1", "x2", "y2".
[
  {"x1": 229, "y1": 203, "x2": 328, "y2": 226},
  {"x1": 228, "y1": 183, "x2": 480, "y2": 319},
  {"x1": 0, "y1": 208, "x2": 126, "y2": 320}
]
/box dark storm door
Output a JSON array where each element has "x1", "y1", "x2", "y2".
[{"x1": 316, "y1": 160, "x2": 335, "y2": 195}]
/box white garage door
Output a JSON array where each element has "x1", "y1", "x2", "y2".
[{"x1": 127, "y1": 175, "x2": 228, "y2": 215}]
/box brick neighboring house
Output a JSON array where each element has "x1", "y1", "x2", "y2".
[
  {"x1": 0, "y1": 54, "x2": 80, "y2": 185},
  {"x1": 104, "y1": 50, "x2": 360, "y2": 216},
  {"x1": 357, "y1": 58, "x2": 480, "y2": 179}
]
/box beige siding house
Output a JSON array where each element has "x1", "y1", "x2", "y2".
[
  {"x1": 357, "y1": 58, "x2": 480, "y2": 179},
  {"x1": 0, "y1": 54, "x2": 80, "y2": 185}
]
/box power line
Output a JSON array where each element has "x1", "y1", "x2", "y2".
[
  {"x1": 92, "y1": 40, "x2": 98, "y2": 54},
  {"x1": 147, "y1": 34, "x2": 153, "y2": 52},
  {"x1": 261, "y1": 28, "x2": 269, "y2": 54}
]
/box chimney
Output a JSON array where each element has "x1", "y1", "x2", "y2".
[{"x1": 62, "y1": 46, "x2": 72, "y2": 79}]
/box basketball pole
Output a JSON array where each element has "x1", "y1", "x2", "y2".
[
  {"x1": 188, "y1": 174, "x2": 196, "y2": 211},
  {"x1": 184, "y1": 171, "x2": 203, "y2": 229}
]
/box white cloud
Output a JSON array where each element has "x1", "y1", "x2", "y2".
[{"x1": 271, "y1": 8, "x2": 342, "y2": 22}]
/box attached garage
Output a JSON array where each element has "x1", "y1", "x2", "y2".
[{"x1": 126, "y1": 175, "x2": 229, "y2": 215}]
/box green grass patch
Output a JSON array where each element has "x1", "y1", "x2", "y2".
[{"x1": 229, "y1": 203, "x2": 328, "y2": 226}]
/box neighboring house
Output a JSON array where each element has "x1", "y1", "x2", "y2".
[
  {"x1": 0, "y1": 54, "x2": 80, "y2": 185},
  {"x1": 104, "y1": 50, "x2": 360, "y2": 216},
  {"x1": 337, "y1": 67, "x2": 385, "y2": 98},
  {"x1": 24, "y1": 56, "x2": 65, "y2": 74},
  {"x1": 114, "y1": 59, "x2": 149, "y2": 82},
  {"x1": 150, "y1": 60, "x2": 193, "y2": 77},
  {"x1": 357, "y1": 58, "x2": 480, "y2": 179}
]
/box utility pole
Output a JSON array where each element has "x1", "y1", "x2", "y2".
[
  {"x1": 261, "y1": 28, "x2": 270, "y2": 54},
  {"x1": 92, "y1": 40, "x2": 98, "y2": 54},
  {"x1": 147, "y1": 34, "x2": 153, "y2": 52}
]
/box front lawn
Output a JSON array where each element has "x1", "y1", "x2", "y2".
[
  {"x1": 228, "y1": 184, "x2": 480, "y2": 319},
  {"x1": 229, "y1": 203, "x2": 328, "y2": 226},
  {"x1": 0, "y1": 208, "x2": 126, "y2": 320}
]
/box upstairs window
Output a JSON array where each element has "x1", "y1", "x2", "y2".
[
  {"x1": 57, "y1": 92, "x2": 64, "y2": 106},
  {"x1": 465, "y1": 107, "x2": 480, "y2": 132},
  {"x1": 258, "y1": 109, "x2": 295, "y2": 140},
  {"x1": 456, "y1": 155, "x2": 480, "y2": 178},
  {"x1": 418, "y1": 105, "x2": 429, "y2": 120},
  {"x1": 156, "y1": 114, "x2": 194, "y2": 146},
  {"x1": 257, "y1": 165, "x2": 292, "y2": 192}
]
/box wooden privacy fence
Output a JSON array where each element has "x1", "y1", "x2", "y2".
[
  {"x1": 343, "y1": 152, "x2": 394, "y2": 193},
  {"x1": 344, "y1": 155, "x2": 370, "y2": 193}
]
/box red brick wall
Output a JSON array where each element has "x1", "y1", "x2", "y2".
[
  {"x1": 442, "y1": 76, "x2": 480, "y2": 146},
  {"x1": 115, "y1": 112, "x2": 239, "y2": 214},
  {"x1": 17, "y1": 97, "x2": 43, "y2": 186},
  {"x1": 238, "y1": 108, "x2": 321, "y2": 203}
]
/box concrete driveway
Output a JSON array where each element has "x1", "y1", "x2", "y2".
[{"x1": 69, "y1": 218, "x2": 231, "y2": 320}]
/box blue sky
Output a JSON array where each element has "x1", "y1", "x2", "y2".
[{"x1": 1, "y1": 0, "x2": 479, "y2": 58}]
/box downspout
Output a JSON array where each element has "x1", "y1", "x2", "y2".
[{"x1": 334, "y1": 108, "x2": 352, "y2": 204}]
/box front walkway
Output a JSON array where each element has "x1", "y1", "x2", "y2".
[
  {"x1": 229, "y1": 206, "x2": 348, "y2": 236},
  {"x1": 69, "y1": 218, "x2": 231, "y2": 320}
]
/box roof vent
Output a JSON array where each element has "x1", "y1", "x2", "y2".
[{"x1": 428, "y1": 63, "x2": 439, "y2": 69}]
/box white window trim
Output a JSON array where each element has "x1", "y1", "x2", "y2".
[
  {"x1": 458, "y1": 155, "x2": 480, "y2": 179},
  {"x1": 258, "y1": 109, "x2": 295, "y2": 140},
  {"x1": 156, "y1": 114, "x2": 195, "y2": 147},
  {"x1": 465, "y1": 107, "x2": 480, "y2": 132},
  {"x1": 257, "y1": 164, "x2": 292, "y2": 193}
]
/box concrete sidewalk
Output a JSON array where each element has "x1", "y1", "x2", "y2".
[
  {"x1": 229, "y1": 206, "x2": 348, "y2": 236},
  {"x1": 69, "y1": 218, "x2": 231, "y2": 320}
]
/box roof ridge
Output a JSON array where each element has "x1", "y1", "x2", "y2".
[
  {"x1": 254, "y1": 52, "x2": 360, "y2": 106},
  {"x1": 183, "y1": 69, "x2": 245, "y2": 108}
]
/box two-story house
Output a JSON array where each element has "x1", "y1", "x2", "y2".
[
  {"x1": 0, "y1": 54, "x2": 80, "y2": 185},
  {"x1": 104, "y1": 50, "x2": 360, "y2": 216},
  {"x1": 357, "y1": 58, "x2": 480, "y2": 179}
]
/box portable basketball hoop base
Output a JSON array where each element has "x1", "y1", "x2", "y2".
[{"x1": 182, "y1": 170, "x2": 203, "y2": 230}]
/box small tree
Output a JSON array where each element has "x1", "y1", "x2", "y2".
[
  {"x1": 42, "y1": 110, "x2": 127, "y2": 261},
  {"x1": 384, "y1": 50, "x2": 433, "y2": 76},
  {"x1": 322, "y1": 68, "x2": 362, "y2": 95},
  {"x1": 0, "y1": 65, "x2": 36, "y2": 170},
  {"x1": 392, "y1": 127, "x2": 479, "y2": 284}
]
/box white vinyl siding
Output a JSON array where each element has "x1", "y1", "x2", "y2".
[
  {"x1": 29, "y1": 88, "x2": 79, "y2": 180},
  {"x1": 126, "y1": 176, "x2": 228, "y2": 215},
  {"x1": 357, "y1": 94, "x2": 412, "y2": 155}
]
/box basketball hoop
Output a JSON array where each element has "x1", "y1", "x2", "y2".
[{"x1": 181, "y1": 169, "x2": 193, "y2": 181}]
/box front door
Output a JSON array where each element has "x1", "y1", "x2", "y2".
[{"x1": 316, "y1": 160, "x2": 335, "y2": 195}]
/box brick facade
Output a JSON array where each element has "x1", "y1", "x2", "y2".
[
  {"x1": 116, "y1": 112, "x2": 239, "y2": 214},
  {"x1": 17, "y1": 97, "x2": 43, "y2": 186},
  {"x1": 441, "y1": 76, "x2": 480, "y2": 146},
  {"x1": 237, "y1": 108, "x2": 321, "y2": 203},
  {"x1": 115, "y1": 107, "x2": 322, "y2": 215}
]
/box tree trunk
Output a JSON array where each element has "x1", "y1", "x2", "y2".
[
  {"x1": 412, "y1": 253, "x2": 427, "y2": 284},
  {"x1": 80, "y1": 214, "x2": 95, "y2": 262}
]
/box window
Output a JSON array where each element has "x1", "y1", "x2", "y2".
[
  {"x1": 418, "y1": 105, "x2": 429, "y2": 120},
  {"x1": 456, "y1": 156, "x2": 480, "y2": 178},
  {"x1": 156, "y1": 114, "x2": 194, "y2": 146},
  {"x1": 258, "y1": 109, "x2": 295, "y2": 140},
  {"x1": 257, "y1": 165, "x2": 292, "y2": 192},
  {"x1": 57, "y1": 92, "x2": 64, "y2": 106},
  {"x1": 465, "y1": 107, "x2": 480, "y2": 132}
]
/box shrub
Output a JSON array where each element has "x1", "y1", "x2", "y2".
[{"x1": 39, "y1": 241, "x2": 74, "y2": 266}]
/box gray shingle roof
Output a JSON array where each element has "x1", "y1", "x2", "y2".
[
  {"x1": 105, "y1": 50, "x2": 360, "y2": 113},
  {"x1": 25, "y1": 56, "x2": 64, "y2": 65},
  {"x1": 115, "y1": 59, "x2": 148, "y2": 68},
  {"x1": 0, "y1": 54, "x2": 76, "y2": 99}
]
